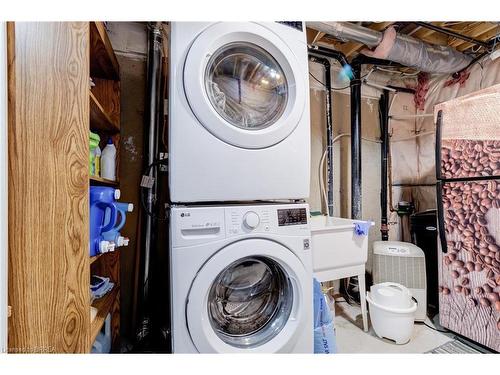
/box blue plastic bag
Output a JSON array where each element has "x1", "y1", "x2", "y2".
[
  {"x1": 353, "y1": 220, "x2": 372, "y2": 236},
  {"x1": 313, "y1": 278, "x2": 337, "y2": 354}
]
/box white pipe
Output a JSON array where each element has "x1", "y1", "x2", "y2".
[
  {"x1": 389, "y1": 114, "x2": 433, "y2": 119},
  {"x1": 363, "y1": 79, "x2": 397, "y2": 92},
  {"x1": 318, "y1": 133, "x2": 381, "y2": 216},
  {"x1": 0, "y1": 22, "x2": 8, "y2": 353},
  {"x1": 391, "y1": 131, "x2": 435, "y2": 142}
]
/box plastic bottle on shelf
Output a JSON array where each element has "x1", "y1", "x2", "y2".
[
  {"x1": 89, "y1": 131, "x2": 100, "y2": 175},
  {"x1": 101, "y1": 138, "x2": 116, "y2": 181},
  {"x1": 93, "y1": 145, "x2": 102, "y2": 177}
]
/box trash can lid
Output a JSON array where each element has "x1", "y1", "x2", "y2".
[{"x1": 370, "y1": 282, "x2": 414, "y2": 310}]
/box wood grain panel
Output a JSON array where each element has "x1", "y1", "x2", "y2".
[{"x1": 8, "y1": 22, "x2": 90, "y2": 353}]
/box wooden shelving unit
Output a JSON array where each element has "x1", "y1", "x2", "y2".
[
  {"x1": 90, "y1": 287, "x2": 119, "y2": 349},
  {"x1": 90, "y1": 91, "x2": 119, "y2": 133},
  {"x1": 89, "y1": 22, "x2": 120, "y2": 80},
  {"x1": 89, "y1": 21, "x2": 121, "y2": 353},
  {"x1": 8, "y1": 21, "x2": 122, "y2": 354},
  {"x1": 90, "y1": 175, "x2": 119, "y2": 186}
]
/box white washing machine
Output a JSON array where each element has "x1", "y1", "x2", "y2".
[
  {"x1": 168, "y1": 22, "x2": 310, "y2": 203},
  {"x1": 170, "y1": 203, "x2": 313, "y2": 353}
]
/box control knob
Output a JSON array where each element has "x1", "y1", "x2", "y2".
[{"x1": 243, "y1": 211, "x2": 260, "y2": 229}]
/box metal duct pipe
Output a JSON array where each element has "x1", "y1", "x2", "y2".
[
  {"x1": 350, "y1": 61, "x2": 362, "y2": 220},
  {"x1": 307, "y1": 22, "x2": 473, "y2": 74},
  {"x1": 309, "y1": 22, "x2": 382, "y2": 48},
  {"x1": 308, "y1": 53, "x2": 334, "y2": 216},
  {"x1": 379, "y1": 90, "x2": 390, "y2": 241}
]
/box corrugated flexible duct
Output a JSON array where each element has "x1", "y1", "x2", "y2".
[{"x1": 307, "y1": 22, "x2": 473, "y2": 74}]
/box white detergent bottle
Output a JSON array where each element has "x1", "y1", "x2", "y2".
[{"x1": 101, "y1": 138, "x2": 116, "y2": 181}]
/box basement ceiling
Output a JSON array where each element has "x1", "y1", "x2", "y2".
[{"x1": 307, "y1": 22, "x2": 500, "y2": 59}]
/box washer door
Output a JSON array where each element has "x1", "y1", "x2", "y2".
[
  {"x1": 186, "y1": 239, "x2": 306, "y2": 353},
  {"x1": 183, "y1": 22, "x2": 306, "y2": 149}
]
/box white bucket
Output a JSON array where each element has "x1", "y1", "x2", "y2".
[{"x1": 367, "y1": 282, "x2": 417, "y2": 344}]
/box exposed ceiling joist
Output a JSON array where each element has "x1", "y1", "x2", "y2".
[
  {"x1": 410, "y1": 22, "x2": 450, "y2": 46},
  {"x1": 448, "y1": 22, "x2": 498, "y2": 48}
]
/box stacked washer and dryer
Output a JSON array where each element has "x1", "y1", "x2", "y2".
[{"x1": 168, "y1": 22, "x2": 313, "y2": 353}]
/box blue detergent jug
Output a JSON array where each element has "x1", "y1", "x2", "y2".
[
  {"x1": 89, "y1": 187, "x2": 120, "y2": 256},
  {"x1": 102, "y1": 202, "x2": 134, "y2": 247}
]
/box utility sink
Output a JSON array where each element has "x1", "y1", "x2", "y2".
[{"x1": 310, "y1": 215, "x2": 374, "y2": 277}]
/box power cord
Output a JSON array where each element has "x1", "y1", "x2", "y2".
[
  {"x1": 422, "y1": 322, "x2": 449, "y2": 334},
  {"x1": 309, "y1": 69, "x2": 373, "y2": 91}
]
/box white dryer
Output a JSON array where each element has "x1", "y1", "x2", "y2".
[
  {"x1": 168, "y1": 22, "x2": 310, "y2": 203},
  {"x1": 170, "y1": 203, "x2": 313, "y2": 353}
]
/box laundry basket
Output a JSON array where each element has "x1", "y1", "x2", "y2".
[{"x1": 366, "y1": 282, "x2": 417, "y2": 344}]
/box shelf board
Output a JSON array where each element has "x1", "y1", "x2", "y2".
[
  {"x1": 90, "y1": 287, "x2": 119, "y2": 348},
  {"x1": 89, "y1": 250, "x2": 121, "y2": 265},
  {"x1": 90, "y1": 22, "x2": 120, "y2": 80},
  {"x1": 89, "y1": 254, "x2": 102, "y2": 265},
  {"x1": 90, "y1": 91, "x2": 120, "y2": 134},
  {"x1": 90, "y1": 175, "x2": 119, "y2": 186}
]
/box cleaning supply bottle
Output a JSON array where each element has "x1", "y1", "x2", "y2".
[
  {"x1": 89, "y1": 187, "x2": 120, "y2": 256},
  {"x1": 89, "y1": 131, "x2": 100, "y2": 175},
  {"x1": 93, "y1": 144, "x2": 102, "y2": 177},
  {"x1": 101, "y1": 138, "x2": 116, "y2": 181}
]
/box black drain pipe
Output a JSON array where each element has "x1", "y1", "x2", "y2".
[
  {"x1": 350, "y1": 60, "x2": 362, "y2": 220},
  {"x1": 308, "y1": 47, "x2": 349, "y2": 216},
  {"x1": 379, "y1": 90, "x2": 390, "y2": 241},
  {"x1": 308, "y1": 54, "x2": 333, "y2": 216},
  {"x1": 136, "y1": 22, "x2": 163, "y2": 348},
  {"x1": 308, "y1": 45, "x2": 349, "y2": 67}
]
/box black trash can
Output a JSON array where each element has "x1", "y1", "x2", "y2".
[{"x1": 410, "y1": 209, "x2": 439, "y2": 316}]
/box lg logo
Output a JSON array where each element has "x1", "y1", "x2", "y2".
[{"x1": 180, "y1": 212, "x2": 191, "y2": 218}]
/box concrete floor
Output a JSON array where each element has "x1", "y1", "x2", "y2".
[{"x1": 333, "y1": 298, "x2": 454, "y2": 353}]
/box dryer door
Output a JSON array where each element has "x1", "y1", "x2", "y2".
[
  {"x1": 186, "y1": 239, "x2": 307, "y2": 353},
  {"x1": 183, "y1": 22, "x2": 306, "y2": 149}
]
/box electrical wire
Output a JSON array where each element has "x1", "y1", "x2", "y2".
[
  {"x1": 140, "y1": 159, "x2": 169, "y2": 221},
  {"x1": 374, "y1": 66, "x2": 421, "y2": 77},
  {"x1": 309, "y1": 69, "x2": 374, "y2": 91},
  {"x1": 421, "y1": 321, "x2": 449, "y2": 334}
]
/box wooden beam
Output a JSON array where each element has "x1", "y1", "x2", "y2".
[
  {"x1": 306, "y1": 27, "x2": 319, "y2": 44},
  {"x1": 449, "y1": 22, "x2": 498, "y2": 48},
  {"x1": 410, "y1": 22, "x2": 449, "y2": 46},
  {"x1": 455, "y1": 23, "x2": 500, "y2": 51},
  {"x1": 312, "y1": 32, "x2": 326, "y2": 44}
]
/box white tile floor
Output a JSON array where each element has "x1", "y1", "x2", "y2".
[{"x1": 333, "y1": 298, "x2": 453, "y2": 353}]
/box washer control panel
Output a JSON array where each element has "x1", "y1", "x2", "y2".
[
  {"x1": 226, "y1": 204, "x2": 309, "y2": 236},
  {"x1": 171, "y1": 204, "x2": 310, "y2": 247}
]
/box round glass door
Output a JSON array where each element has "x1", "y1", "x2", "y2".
[
  {"x1": 208, "y1": 256, "x2": 293, "y2": 348},
  {"x1": 205, "y1": 43, "x2": 288, "y2": 130},
  {"x1": 186, "y1": 238, "x2": 306, "y2": 353},
  {"x1": 183, "y1": 22, "x2": 306, "y2": 149}
]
